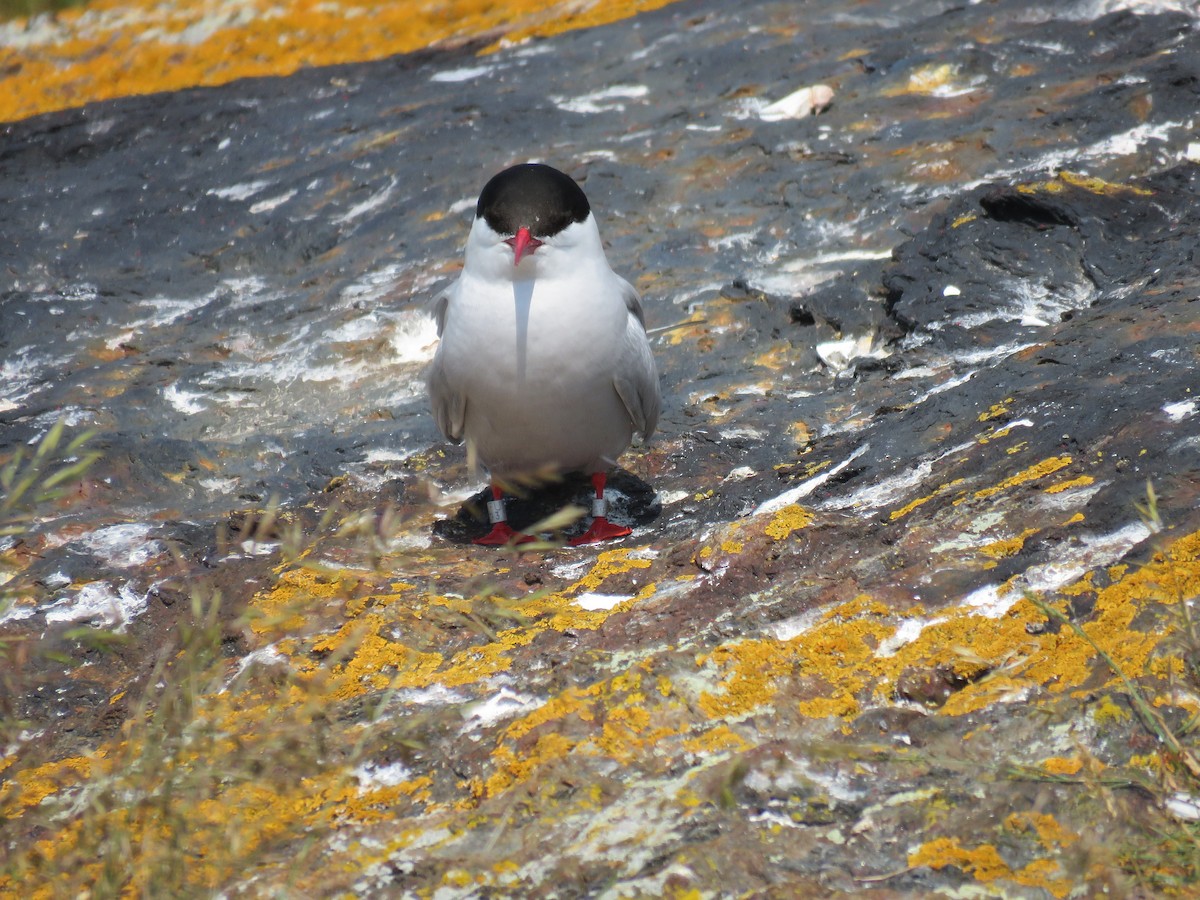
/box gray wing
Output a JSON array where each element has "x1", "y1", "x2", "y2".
[
  {"x1": 613, "y1": 277, "x2": 661, "y2": 440},
  {"x1": 618, "y1": 275, "x2": 647, "y2": 328},
  {"x1": 430, "y1": 286, "x2": 451, "y2": 337},
  {"x1": 426, "y1": 286, "x2": 466, "y2": 443}
]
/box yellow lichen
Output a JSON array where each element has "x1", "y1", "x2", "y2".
[
  {"x1": 697, "y1": 638, "x2": 797, "y2": 719},
  {"x1": 0, "y1": 0, "x2": 683, "y2": 123},
  {"x1": 1041, "y1": 756, "x2": 1085, "y2": 776},
  {"x1": 0, "y1": 756, "x2": 95, "y2": 817},
  {"x1": 764, "y1": 504, "x2": 813, "y2": 541},
  {"x1": 250, "y1": 547, "x2": 661, "y2": 703},
  {"x1": 978, "y1": 399, "x2": 1013, "y2": 422},
  {"x1": 908, "y1": 837, "x2": 1011, "y2": 882},
  {"x1": 666, "y1": 314, "x2": 709, "y2": 346},
  {"x1": 1006, "y1": 811, "x2": 1079, "y2": 848},
  {"x1": 791, "y1": 420, "x2": 812, "y2": 449},
  {"x1": 681, "y1": 724, "x2": 750, "y2": 755},
  {"x1": 480, "y1": 669, "x2": 684, "y2": 798},
  {"x1": 889, "y1": 478, "x2": 965, "y2": 520},
  {"x1": 484, "y1": 732, "x2": 576, "y2": 796},
  {"x1": 754, "y1": 344, "x2": 795, "y2": 370},
  {"x1": 250, "y1": 567, "x2": 349, "y2": 634},
  {"x1": 979, "y1": 528, "x2": 1038, "y2": 560},
  {"x1": 1044, "y1": 474, "x2": 1095, "y2": 494},
  {"x1": 688, "y1": 528, "x2": 1200, "y2": 729},
  {"x1": 1058, "y1": 171, "x2": 1154, "y2": 196},
  {"x1": 797, "y1": 693, "x2": 860, "y2": 719},
  {"x1": 1092, "y1": 694, "x2": 1130, "y2": 725},
  {"x1": 971, "y1": 456, "x2": 1072, "y2": 500},
  {"x1": 573, "y1": 548, "x2": 653, "y2": 593}
]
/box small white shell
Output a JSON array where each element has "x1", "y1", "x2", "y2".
[{"x1": 760, "y1": 84, "x2": 835, "y2": 122}]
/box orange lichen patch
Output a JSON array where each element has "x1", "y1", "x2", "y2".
[
  {"x1": 666, "y1": 313, "x2": 713, "y2": 346},
  {"x1": 908, "y1": 838, "x2": 1011, "y2": 882},
  {"x1": 1091, "y1": 693, "x2": 1130, "y2": 724},
  {"x1": 681, "y1": 724, "x2": 751, "y2": 755},
  {"x1": 1026, "y1": 531, "x2": 1200, "y2": 685},
  {"x1": 938, "y1": 672, "x2": 1031, "y2": 716},
  {"x1": 674, "y1": 303, "x2": 742, "y2": 353},
  {"x1": 1012, "y1": 859, "x2": 1073, "y2": 899},
  {"x1": 978, "y1": 400, "x2": 1012, "y2": 423},
  {"x1": 1041, "y1": 756, "x2": 1086, "y2": 776},
  {"x1": 571, "y1": 547, "x2": 653, "y2": 594},
  {"x1": 1, "y1": 0, "x2": 682, "y2": 123},
  {"x1": 777, "y1": 457, "x2": 832, "y2": 479},
  {"x1": 1045, "y1": 474, "x2": 1095, "y2": 494},
  {"x1": 2, "y1": 671, "x2": 441, "y2": 898},
  {"x1": 1017, "y1": 171, "x2": 1154, "y2": 197},
  {"x1": 316, "y1": 613, "x2": 444, "y2": 698},
  {"x1": 408, "y1": 627, "x2": 541, "y2": 690},
  {"x1": 697, "y1": 596, "x2": 893, "y2": 720},
  {"x1": 979, "y1": 527, "x2": 1038, "y2": 561},
  {"x1": 481, "y1": 668, "x2": 683, "y2": 797},
  {"x1": 484, "y1": 731, "x2": 576, "y2": 795},
  {"x1": 249, "y1": 566, "x2": 352, "y2": 633},
  {"x1": 250, "y1": 548, "x2": 656, "y2": 700},
  {"x1": 598, "y1": 703, "x2": 676, "y2": 764},
  {"x1": 978, "y1": 421, "x2": 1028, "y2": 444},
  {"x1": 753, "y1": 343, "x2": 795, "y2": 371},
  {"x1": 791, "y1": 420, "x2": 812, "y2": 449},
  {"x1": 907, "y1": 837, "x2": 1072, "y2": 898},
  {"x1": 0, "y1": 755, "x2": 95, "y2": 817},
  {"x1": 1006, "y1": 811, "x2": 1079, "y2": 848},
  {"x1": 764, "y1": 504, "x2": 813, "y2": 541},
  {"x1": 796, "y1": 693, "x2": 860, "y2": 719},
  {"x1": 695, "y1": 528, "x2": 1200, "y2": 725},
  {"x1": 696, "y1": 638, "x2": 799, "y2": 719},
  {"x1": 888, "y1": 478, "x2": 965, "y2": 520},
  {"x1": 970, "y1": 455, "x2": 1072, "y2": 500}
]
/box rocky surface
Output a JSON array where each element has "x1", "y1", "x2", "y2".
[{"x1": 3, "y1": 0, "x2": 1200, "y2": 896}]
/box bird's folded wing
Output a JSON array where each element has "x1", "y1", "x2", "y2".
[
  {"x1": 427, "y1": 353, "x2": 466, "y2": 444},
  {"x1": 427, "y1": 287, "x2": 466, "y2": 443},
  {"x1": 618, "y1": 275, "x2": 647, "y2": 328},
  {"x1": 430, "y1": 288, "x2": 451, "y2": 337},
  {"x1": 613, "y1": 279, "x2": 661, "y2": 440}
]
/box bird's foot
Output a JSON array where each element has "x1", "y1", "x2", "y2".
[
  {"x1": 568, "y1": 516, "x2": 632, "y2": 546},
  {"x1": 474, "y1": 522, "x2": 535, "y2": 546}
]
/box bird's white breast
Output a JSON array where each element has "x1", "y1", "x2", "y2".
[{"x1": 435, "y1": 265, "x2": 636, "y2": 478}]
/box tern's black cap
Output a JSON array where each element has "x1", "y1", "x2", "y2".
[{"x1": 476, "y1": 163, "x2": 591, "y2": 239}]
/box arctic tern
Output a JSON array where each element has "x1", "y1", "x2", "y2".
[{"x1": 427, "y1": 163, "x2": 660, "y2": 545}]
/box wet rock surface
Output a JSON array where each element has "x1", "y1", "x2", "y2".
[{"x1": 3, "y1": 0, "x2": 1200, "y2": 896}]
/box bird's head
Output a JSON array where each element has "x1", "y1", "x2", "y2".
[{"x1": 465, "y1": 163, "x2": 600, "y2": 279}]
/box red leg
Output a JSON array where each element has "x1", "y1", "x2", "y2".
[
  {"x1": 569, "y1": 472, "x2": 632, "y2": 546},
  {"x1": 474, "y1": 485, "x2": 534, "y2": 546}
]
